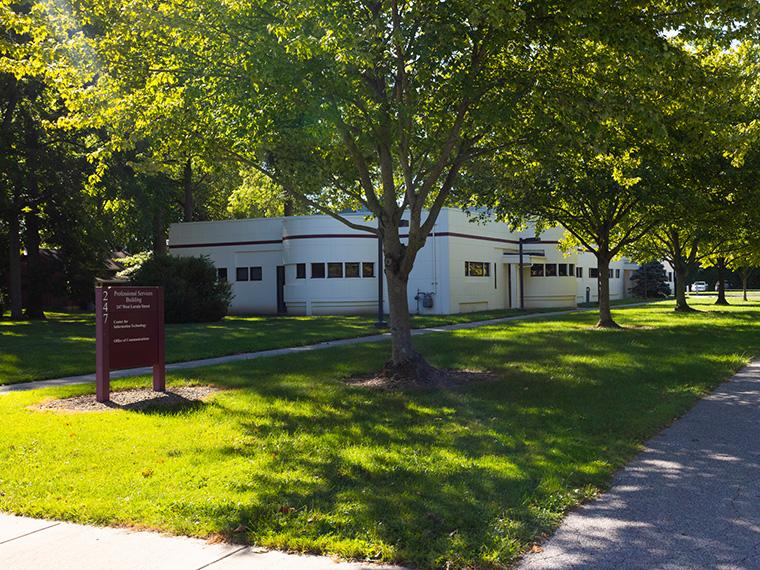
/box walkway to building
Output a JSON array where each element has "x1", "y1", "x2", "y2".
[
  {"x1": 0, "y1": 513, "x2": 405, "y2": 570},
  {"x1": 519, "y1": 359, "x2": 760, "y2": 569},
  {"x1": 1, "y1": 306, "x2": 604, "y2": 394}
]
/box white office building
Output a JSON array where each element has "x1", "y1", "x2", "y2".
[{"x1": 168, "y1": 208, "x2": 668, "y2": 315}]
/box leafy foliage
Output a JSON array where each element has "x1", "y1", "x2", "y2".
[{"x1": 130, "y1": 254, "x2": 231, "y2": 323}]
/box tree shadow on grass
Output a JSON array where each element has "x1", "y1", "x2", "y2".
[{"x1": 157, "y1": 306, "x2": 760, "y2": 567}]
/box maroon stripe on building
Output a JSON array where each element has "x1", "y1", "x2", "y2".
[
  {"x1": 168, "y1": 231, "x2": 559, "y2": 249},
  {"x1": 168, "y1": 239, "x2": 283, "y2": 249}
]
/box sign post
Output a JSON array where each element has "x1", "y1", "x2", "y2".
[{"x1": 95, "y1": 285, "x2": 165, "y2": 403}]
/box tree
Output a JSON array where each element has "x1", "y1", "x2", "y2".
[
  {"x1": 630, "y1": 261, "x2": 671, "y2": 298},
  {"x1": 74, "y1": 0, "x2": 754, "y2": 380}
]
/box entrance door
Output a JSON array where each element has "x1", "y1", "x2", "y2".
[
  {"x1": 276, "y1": 266, "x2": 286, "y2": 314},
  {"x1": 504, "y1": 264, "x2": 512, "y2": 309}
]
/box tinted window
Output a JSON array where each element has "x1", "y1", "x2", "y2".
[
  {"x1": 311, "y1": 263, "x2": 325, "y2": 278},
  {"x1": 530, "y1": 264, "x2": 544, "y2": 277},
  {"x1": 345, "y1": 262, "x2": 360, "y2": 278},
  {"x1": 576, "y1": 266, "x2": 583, "y2": 278},
  {"x1": 545, "y1": 264, "x2": 557, "y2": 277},
  {"x1": 236, "y1": 267, "x2": 249, "y2": 282},
  {"x1": 558, "y1": 263, "x2": 568, "y2": 277},
  {"x1": 250, "y1": 266, "x2": 262, "y2": 281},
  {"x1": 589, "y1": 268, "x2": 598, "y2": 278},
  {"x1": 217, "y1": 268, "x2": 228, "y2": 282},
  {"x1": 327, "y1": 262, "x2": 343, "y2": 278},
  {"x1": 296, "y1": 263, "x2": 306, "y2": 279},
  {"x1": 362, "y1": 262, "x2": 375, "y2": 278}
]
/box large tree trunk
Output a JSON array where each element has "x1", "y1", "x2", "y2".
[
  {"x1": 182, "y1": 157, "x2": 193, "y2": 222},
  {"x1": 715, "y1": 257, "x2": 729, "y2": 306},
  {"x1": 383, "y1": 266, "x2": 436, "y2": 382},
  {"x1": 673, "y1": 261, "x2": 694, "y2": 312},
  {"x1": 24, "y1": 206, "x2": 45, "y2": 319},
  {"x1": 596, "y1": 254, "x2": 619, "y2": 328},
  {"x1": 7, "y1": 211, "x2": 23, "y2": 320}
]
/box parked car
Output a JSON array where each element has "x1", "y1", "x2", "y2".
[
  {"x1": 714, "y1": 281, "x2": 732, "y2": 291},
  {"x1": 691, "y1": 281, "x2": 708, "y2": 292}
]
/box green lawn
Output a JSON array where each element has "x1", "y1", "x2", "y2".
[
  {"x1": 0, "y1": 306, "x2": 571, "y2": 385},
  {"x1": 0, "y1": 297, "x2": 757, "y2": 568}
]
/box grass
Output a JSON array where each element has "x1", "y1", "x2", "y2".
[
  {"x1": 0, "y1": 305, "x2": 581, "y2": 385},
  {"x1": 1, "y1": 297, "x2": 757, "y2": 568}
]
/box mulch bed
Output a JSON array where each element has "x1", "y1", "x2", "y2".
[
  {"x1": 33, "y1": 386, "x2": 220, "y2": 413},
  {"x1": 345, "y1": 369, "x2": 498, "y2": 391}
]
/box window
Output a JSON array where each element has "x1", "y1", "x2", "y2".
[
  {"x1": 530, "y1": 264, "x2": 544, "y2": 277},
  {"x1": 545, "y1": 264, "x2": 557, "y2": 277},
  {"x1": 296, "y1": 263, "x2": 306, "y2": 279},
  {"x1": 615, "y1": 269, "x2": 620, "y2": 279},
  {"x1": 589, "y1": 267, "x2": 599, "y2": 278},
  {"x1": 345, "y1": 262, "x2": 360, "y2": 278},
  {"x1": 217, "y1": 268, "x2": 228, "y2": 282},
  {"x1": 576, "y1": 266, "x2": 583, "y2": 278},
  {"x1": 362, "y1": 262, "x2": 375, "y2": 278},
  {"x1": 311, "y1": 263, "x2": 325, "y2": 278},
  {"x1": 668, "y1": 271, "x2": 673, "y2": 282},
  {"x1": 609, "y1": 269, "x2": 614, "y2": 278},
  {"x1": 250, "y1": 266, "x2": 262, "y2": 281},
  {"x1": 328, "y1": 262, "x2": 343, "y2": 278},
  {"x1": 558, "y1": 263, "x2": 568, "y2": 277},
  {"x1": 569, "y1": 264, "x2": 575, "y2": 276},
  {"x1": 236, "y1": 267, "x2": 249, "y2": 282},
  {"x1": 465, "y1": 261, "x2": 490, "y2": 277}
]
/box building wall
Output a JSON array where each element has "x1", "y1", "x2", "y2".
[{"x1": 169, "y1": 209, "x2": 650, "y2": 316}]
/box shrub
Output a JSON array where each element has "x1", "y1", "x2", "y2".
[
  {"x1": 130, "y1": 255, "x2": 232, "y2": 323},
  {"x1": 630, "y1": 261, "x2": 671, "y2": 298}
]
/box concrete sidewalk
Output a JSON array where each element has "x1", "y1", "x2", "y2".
[
  {"x1": 1, "y1": 306, "x2": 603, "y2": 394},
  {"x1": 519, "y1": 358, "x2": 760, "y2": 569},
  {"x1": 0, "y1": 513, "x2": 404, "y2": 570}
]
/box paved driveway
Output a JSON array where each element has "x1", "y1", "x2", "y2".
[{"x1": 519, "y1": 359, "x2": 760, "y2": 569}]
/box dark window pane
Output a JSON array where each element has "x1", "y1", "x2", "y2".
[
  {"x1": 576, "y1": 266, "x2": 583, "y2": 278},
  {"x1": 327, "y1": 262, "x2": 343, "y2": 278},
  {"x1": 345, "y1": 262, "x2": 360, "y2": 278},
  {"x1": 311, "y1": 263, "x2": 325, "y2": 278},
  {"x1": 296, "y1": 263, "x2": 306, "y2": 279},
  {"x1": 609, "y1": 269, "x2": 613, "y2": 278},
  {"x1": 250, "y1": 266, "x2": 262, "y2": 281},
  {"x1": 558, "y1": 263, "x2": 568, "y2": 276},
  {"x1": 236, "y1": 267, "x2": 249, "y2": 282},
  {"x1": 616, "y1": 269, "x2": 621, "y2": 278},
  {"x1": 530, "y1": 264, "x2": 544, "y2": 277},
  {"x1": 589, "y1": 268, "x2": 599, "y2": 278},
  {"x1": 217, "y1": 268, "x2": 228, "y2": 282},
  {"x1": 545, "y1": 264, "x2": 557, "y2": 277},
  {"x1": 362, "y1": 262, "x2": 375, "y2": 278},
  {"x1": 569, "y1": 264, "x2": 575, "y2": 276}
]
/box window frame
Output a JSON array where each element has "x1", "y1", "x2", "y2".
[
  {"x1": 311, "y1": 263, "x2": 326, "y2": 279},
  {"x1": 236, "y1": 267, "x2": 249, "y2": 282},
  {"x1": 345, "y1": 262, "x2": 360, "y2": 278},
  {"x1": 465, "y1": 261, "x2": 491, "y2": 277},
  {"x1": 296, "y1": 263, "x2": 306, "y2": 279},
  {"x1": 250, "y1": 266, "x2": 263, "y2": 281},
  {"x1": 327, "y1": 262, "x2": 344, "y2": 278}
]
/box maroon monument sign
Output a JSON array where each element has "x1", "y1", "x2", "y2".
[{"x1": 95, "y1": 286, "x2": 165, "y2": 402}]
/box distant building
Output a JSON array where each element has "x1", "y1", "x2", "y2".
[{"x1": 168, "y1": 208, "x2": 658, "y2": 315}]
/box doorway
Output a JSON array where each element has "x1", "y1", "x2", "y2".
[{"x1": 276, "y1": 266, "x2": 286, "y2": 314}]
